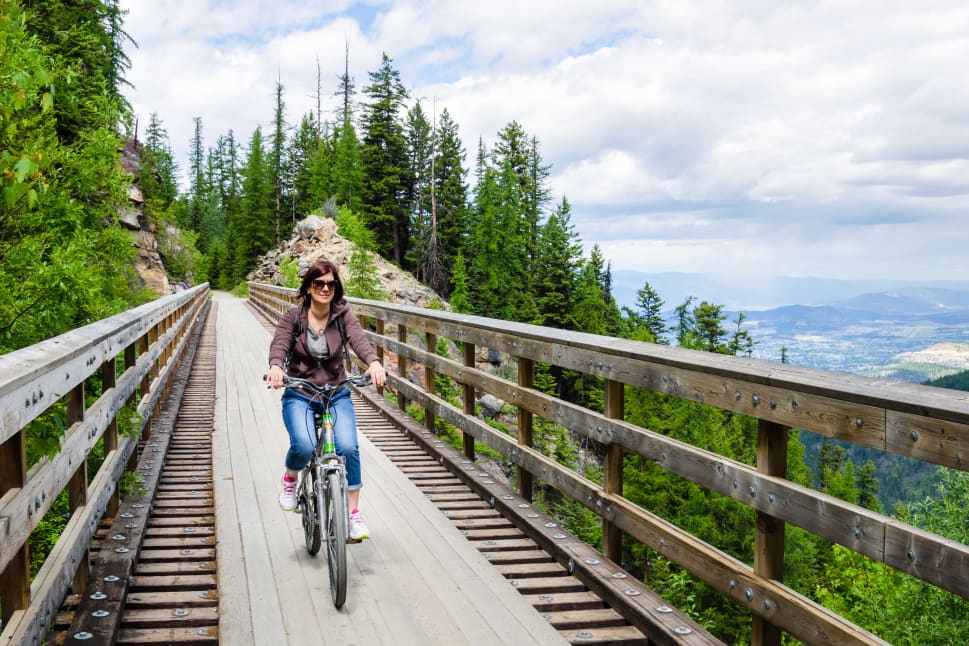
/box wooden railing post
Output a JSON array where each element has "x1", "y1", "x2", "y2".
[
  {"x1": 603, "y1": 379, "x2": 624, "y2": 563},
  {"x1": 66, "y1": 382, "x2": 89, "y2": 594},
  {"x1": 753, "y1": 419, "x2": 788, "y2": 646},
  {"x1": 518, "y1": 357, "x2": 534, "y2": 502},
  {"x1": 375, "y1": 320, "x2": 385, "y2": 395},
  {"x1": 462, "y1": 342, "x2": 476, "y2": 460},
  {"x1": 397, "y1": 325, "x2": 408, "y2": 412},
  {"x1": 0, "y1": 429, "x2": 29, "y2": 628},
  {"x1": 138, "y1": 334, "x2": 150, "y2": 399},
  {"x1": 425, "y1": 332, "x2": 436, "y2": 434},
  {"x1": 101, "y1": 356, "x2": 120, "y2": 516},
  {"x1": 126, "y1": 342, "x2": 140, "y2": 472}
]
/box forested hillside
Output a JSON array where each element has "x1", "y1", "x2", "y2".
[
  {"x1": 926, "y1": 368, "x2": 969, "y2": 392},
  {"x1": 3, "y1": 1, "x2": 968, "y2": 643}
]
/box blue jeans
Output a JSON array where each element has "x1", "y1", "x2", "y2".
[{"x1": 281, "y1": 388, "x2": 362, "y2": 490}]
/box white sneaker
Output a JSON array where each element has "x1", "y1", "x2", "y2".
[
  {"x1": 349, "y1": 509, "x2": 369, "y2": 541},
  {"x1": 279, "y1": 474, "x2": 297, "y2": 511}
]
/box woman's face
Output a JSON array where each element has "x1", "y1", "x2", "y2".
[{"x1": 310, "y1": 272, "x2": 338, "y2": 306}]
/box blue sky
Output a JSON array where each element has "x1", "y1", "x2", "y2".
[{"x1": 119, "y1": 1, "x2": 969, "y2": 285}]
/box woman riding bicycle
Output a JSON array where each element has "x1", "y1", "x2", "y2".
[{"x1": 266, "y1": 259, "x2": 387, "y2": 541}]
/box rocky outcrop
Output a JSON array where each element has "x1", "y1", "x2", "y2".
[
  {"x1": 247, "y1": 215, "x2": 445, "y2": 310},
  {"x1": 118, "y1": 139, "x2": 171, "y2": 295}
]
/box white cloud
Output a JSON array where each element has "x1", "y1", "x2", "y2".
[{"x1": 119, "y1": 0, "x2": 969, "y2": 283}]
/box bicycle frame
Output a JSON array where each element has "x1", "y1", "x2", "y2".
[{"x1": 272, "y1": 373, "x2": 370, "y2": 608}]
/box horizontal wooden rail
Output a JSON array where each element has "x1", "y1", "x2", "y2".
[
  {"x1": 248, "y1": 284, "x2": 968, "y2": 646},
  {"x1": 0, "y1": 285, "x2": 209, "y2": 645}
]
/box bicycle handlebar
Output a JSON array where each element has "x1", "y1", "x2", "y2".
[{"x1": 262, "y1": 373, "x2": 371, "y2": 395}]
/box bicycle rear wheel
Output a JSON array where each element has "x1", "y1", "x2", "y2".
[
  {"x1": 301, "y1": 472, "x2": 321, "y2": 555},
  {"x1": 325, "y1": 470, "x2": 348, "y2": 608}
]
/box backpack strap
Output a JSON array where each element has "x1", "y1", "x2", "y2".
[
  {"x1": 335, "y1": 312, "x2": 351, "y2": 366},
  {"x1": 283, "y1": 305, "x2": 303, "y2": 373}
]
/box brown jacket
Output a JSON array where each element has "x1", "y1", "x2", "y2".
[{"x1": 268, "y1": 299, "x2": 379, "y2": 387}]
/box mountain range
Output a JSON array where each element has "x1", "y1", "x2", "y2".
[{"x1": 611, "y1": 271, "x2": 969, "y2": 380}]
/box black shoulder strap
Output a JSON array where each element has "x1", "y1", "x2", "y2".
[
  {"x1": 284, "y1": 306, "x2": 302, "y2": 372},
  {"x1": 335, "y1": 313, "x2": 350, "y2": 364}
]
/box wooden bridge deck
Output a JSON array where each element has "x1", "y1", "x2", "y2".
[{"x1": 210, "y1": 291, "x2": 566, "y2": 645}]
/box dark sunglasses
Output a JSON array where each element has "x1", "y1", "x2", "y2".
[{"x1": 311, "y1": 278, "x2": 338, "y2": 291}]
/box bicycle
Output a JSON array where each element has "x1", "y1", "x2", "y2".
[{"x1": 268, "y1": 373, "x2": 371, "y2": 608}]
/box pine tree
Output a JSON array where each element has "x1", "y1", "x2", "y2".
[
  {"x1": 141, "y1": 113, "x2": 178, "y2": 208},
  {"x1": 23, "y1": 0, "x2": 133, "y2": 137},
  {"x1": 2, "y1": 0, "x2": 140, "y2": 352},
  {"x1": 288, "y1": 113, "x2": 319, "y2": 220},
  {"x1": 187, "y1": 117, "x2": 207, "y2": 231},
  {"x1": 634, "y1": 281, "x2": 670, "y2": 343},
  {"x1": 404, "y1": 100, "x2": 433, "y2": 276},
  {"x1": 448, "y1": 251, "x2": 471, "y2": 314},
  {"x1": 432, "y1": 108, "x2": 469, "y2": 297},
  {"x1": 230, "y1": 127, "x2": 273, "y2": 283},
  {"x1": 360, "y1": 52, "x2": 410, "y2": 265},
  {"x1": 534, "y1": 197, "x2": 582, "y2": 329},
  {"x1": 270, "y1": 80, "x2": 289, "y2": 243},
  {"x1": 693, "y1": 300, "x2": 727, "y2": 353},
  {"x1": 330, "y1": 118, "x2": 362, "y2": 212}
]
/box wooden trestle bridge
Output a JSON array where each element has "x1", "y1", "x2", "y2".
[{"x1": 1, "y1": 284, "x2": 967, "y2": 645}]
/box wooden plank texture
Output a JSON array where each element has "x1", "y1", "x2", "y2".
[{"x1": 211, "y1": 291, "x2": 566, "y2": 645}]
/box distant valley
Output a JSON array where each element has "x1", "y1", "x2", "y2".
[
  {"x1": 737, "y1": 287, "x2": 969, "y2": 379},
  {"x1": 611, "y1": 271, "x2": 969, "y2": 380}
]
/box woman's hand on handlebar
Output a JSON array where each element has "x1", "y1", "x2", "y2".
[
  {"x1": 266, "y1": 364, "x2": 285, "y2": 389},
  {"x1": 366, "y1": 360, "x2": 387, "y2": 387}
]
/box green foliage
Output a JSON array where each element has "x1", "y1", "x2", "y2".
[
  {"x1": 360, "y1": 52, "x2": 410, "y2": 265},
  {"x1": 278, "y1": 253, "x2": 300, "y2": 288},
  {"x1": 156, "y1": 225, "x2": 201, "y2": 282},
  {"x1": 120, "y1": 471, "x2": 147, "y2": 497},
  {"x1": 344, "y1": 246, "x2": 385, "y2": 300},
  {"x1": 29, "y1": 490, "x2": 68, "y2": 576},
  {"x1": 335, "y1": 204, "x2": 376, "y2": 249},
  {"x1": 924, "y1": 368, "x2": 969, "y2": 391},
  {"x1": 231, "y1": 281, "x2": 249, "y2": 298}
]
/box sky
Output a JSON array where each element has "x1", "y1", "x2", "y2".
[{"x1": 119, "y1": 1, "x2": 969, "y2": 285}]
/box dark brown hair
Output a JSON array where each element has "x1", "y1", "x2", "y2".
[{"x1": 297, "y1": 259, "x2": 344, "y2": 305}]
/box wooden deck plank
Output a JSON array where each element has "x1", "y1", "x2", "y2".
[{"x1": 210, "y1": 291, "x2": 566, "y2": 645}]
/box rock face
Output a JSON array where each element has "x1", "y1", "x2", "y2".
[
  {"x1": 118, "y1": 139, "x2": 171, "y2": 295},
  {"x1": 247, "y1": 215, "x2": 445, "y2": 310}
]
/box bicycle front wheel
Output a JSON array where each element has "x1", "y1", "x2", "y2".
[
  {"x1": 302, "y1": 471, "x2": 321, "y2": 555},
  {"x1": 325, "y1": 470, "x2": 348, "y2": 608}
]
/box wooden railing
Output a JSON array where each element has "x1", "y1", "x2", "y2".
[
  {"x1": 0, "y1": 285, "x2": 210, "y2": 644},
  {"x1": 250, "y1": 282, "x2": 969, "y2": 646}
]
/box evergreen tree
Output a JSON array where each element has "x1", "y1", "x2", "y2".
[
  {"x1": 230, "y1": 127, "x2": 273, "y2": 283},
  {"x1": 22, "y1": 0, "x2": 133, "y2": 137},
  {"x1": 693, "y1": 301, "x2": 727, "y2": 353},
  {"x1": 288, "y1": 113, "x2": 320, "y2": 220},
  {"x1": 1, "y1": 0, "x2": 142, "y2": 353},
  {"x1": 360, "y1": 52, "x2": 409, "y2": 265},
  {"x1": 187, "y1": 116, "x2": 207, "y2": 231},
  {"x1": 329, "y1": 118, "x2": 362, "y2": 212},
  {"x1": 404, "y1": 100, "x2": 433, "y2": 276},
  {"x1": 432, "y1": 108, "x2": 469, "y2": 297},
  {"x1": 467, "y1": 164, "x2": 502, "y2": 318},
  {"x1": 534, "y1": 197, "x2": 582, "y2": 329},
  {"x1": 673, "y1": 296, "x2": 696, "y2": 347},
  {"x1": 448, "y1": 251, "x2": 471, "y2": 313},
  {"x1": 141, "y1": 112, "x2": 178, "y2": 208},
  {"x1": 727, "y1": 312, "x2": 756, "y2": 357},
  {"x1": 856, "y1": 460, "x2": 882, "y2": 512},
  {"x1": 270, "y1": 80, "x2": 289, "y2": 243},
  {"x1": 634, "y1": 281, "x2": 670, "y2": 343}
]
